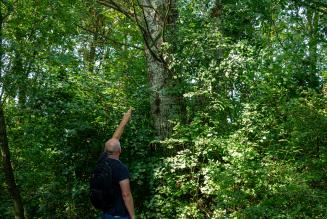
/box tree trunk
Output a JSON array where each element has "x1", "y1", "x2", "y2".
[
  {"x1": 306, "y1": 7, "x2": 320, "y2": 91},
  {"x1": 140, "y1": 0, "x2": 180, "y2": 139},
  {"x1": 0, "y1": 105, "x2": 25, "y2": 219},
  {"x1": 0, "y1": 5, "x2": 25, "y2": 219},
  {"x1": 307, "y1": 8, "x2": 319, "y2": 73},
  {"x1": 87, "y1": 8, "x2": 105, "y2": 73},
  {"x1": 145, "y1": 48, "x2": 179, "y2": 139}
]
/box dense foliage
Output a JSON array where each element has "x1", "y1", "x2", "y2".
[{"x1": 1, "y1": 0, "x2": 326, "y2": 218}]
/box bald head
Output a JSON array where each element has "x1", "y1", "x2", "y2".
[{"x1": 105, "y1": 138, "x2": 121, "y2": 155}]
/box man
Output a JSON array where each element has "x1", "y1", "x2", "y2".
[
  {"x1": 101, "y1": 138, "x2": 135, "y2": 219},
  {"x1": 100, "y1": 108, "x2": 135, "y2": 219}
]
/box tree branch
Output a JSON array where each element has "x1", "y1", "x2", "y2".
[
  {"x1": 162, "y1": 0, "x2": 171, "y2": 41},
  {"x1": 97, "y1": 0, "x2": 136, "y2": 20},
  {"x1": 135, "y1": 0, "x2": 164, "y2": 63},
  {"x1": 75, "y1": 23, "x2": 144, "y2": 50},
  {"x1": 97, "y1": 0, "x2": 166, "y2": 63}
]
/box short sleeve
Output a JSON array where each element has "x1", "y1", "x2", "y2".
[{"x1": 117, "y1": 163, "x2": 129, "y2": 182}]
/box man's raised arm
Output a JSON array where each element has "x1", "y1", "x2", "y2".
[{"x1": 112, "y1": 108, "x2": 132, "y2": 140}]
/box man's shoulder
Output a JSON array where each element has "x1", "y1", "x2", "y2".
[
  {"x1": 108, "y1": 158, "x2": 128, "y2": 169},
  {"x1": 108, "y1": 159, "x2": 129, "y2": 181}
]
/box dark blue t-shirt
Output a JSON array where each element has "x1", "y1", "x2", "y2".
[{"x1": 100, "y1": 153, "x2": 130, "y2": 216}]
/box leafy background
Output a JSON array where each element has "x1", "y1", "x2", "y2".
[{"x1": 1, "y1": 0, "x2": 326, "y2": 218}]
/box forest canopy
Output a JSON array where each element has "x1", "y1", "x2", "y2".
[{"x1": 1, "y1": 0, "x2": 326, "y2": 218}]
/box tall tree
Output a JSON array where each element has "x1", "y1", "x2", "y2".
[
  {"x1": 0, "y1": 2, "x2": 25, "y2": 218},
  {"x1": 98, "y1": 0, "x2": 180, "y2": 139}
]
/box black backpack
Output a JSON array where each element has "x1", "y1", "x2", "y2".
[{"x1": 90, "y1": 154, "x2": 115, "y2": 211}]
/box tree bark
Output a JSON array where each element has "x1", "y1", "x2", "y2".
[
  {"x1": 0, "y1": 105, "x2": 25, "y2": 219},
  {"x1": 138, "y1": 0, "x2": 182, "y2": 139},
  {"x1": 140, "y1": 0, "x2": 180, "y2": 139}
]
